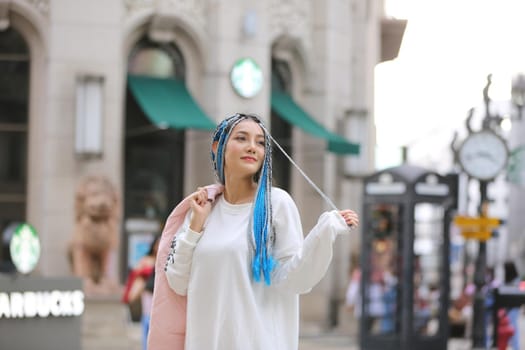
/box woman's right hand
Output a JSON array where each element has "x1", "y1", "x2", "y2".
[{"x1": 189, "y1": 187, "x2": 213, "y2": 233}]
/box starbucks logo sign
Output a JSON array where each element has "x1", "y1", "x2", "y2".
[
  {"x1": 230, "y1": 57, "x2": 264, "y2": 98},
  {"x1": 9, "y1": 223, "x2": 41, "y2": 274}
]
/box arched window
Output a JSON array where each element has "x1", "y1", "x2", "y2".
[
  {"x1": 0, "y1": 28, "x2": 29, "y2": 272},
  {"x1": 123, "y1": 38, "x2": 186, "y2": 280}
]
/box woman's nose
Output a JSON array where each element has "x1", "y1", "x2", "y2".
[{"x1": 247, "y1": 140, "x2": 257, "y2": 152}]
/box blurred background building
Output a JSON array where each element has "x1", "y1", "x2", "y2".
[{"x1": 0, "y1": 0, "x2": 405, "y2": 334}]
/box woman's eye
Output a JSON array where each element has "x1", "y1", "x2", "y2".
[
  {"x1": 257, "y1": 141, "x2": 265, "y2": 146},
  {"x1": 235, "y1": 136, "x2": 246, "y2": 141}
]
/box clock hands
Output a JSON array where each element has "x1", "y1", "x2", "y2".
[{"x1": 464, "y1": 150, "x2": 500, "y2": 163}]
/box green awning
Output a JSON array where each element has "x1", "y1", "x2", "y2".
[
  {"x1": 271, "y1": 90, "x2": 360, "y2": 155},
  {"x1": 128, "y1": 74, "x2": 216, "y2": 130}
]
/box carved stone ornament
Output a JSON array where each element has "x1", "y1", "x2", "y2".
[
  {"x1": 25, "y1": 0, "x2": 50, "y2": 16},
  {"x1": 157, "y1": 0, "x2": 205, "y2": 29},
  {"x1": 126, "y1": 0, "x2": 205, "y2": 26},
  {"x1": 124, "y1": 0, "x2": 155, "y2": 13},
  {"x1": 126, "y1": 0, "x2": 207, "y2": 42},
  {"x1": 268, "y1": 0, "x2": 312, "y2": 49},
  {"x1": 147, "y1": 0, "x2": 206, "y2": 43}
]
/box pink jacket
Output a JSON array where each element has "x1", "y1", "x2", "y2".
[{"x1": 147, "y1": 184, "x2": 224, "y2": 350}]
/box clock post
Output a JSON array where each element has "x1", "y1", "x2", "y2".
[
  {"x1": 454, "y1": 74, "x2": 510, "y2": 349},
  {"x1": 471, "y1": 182, "x2": 488, "y2": 349}
]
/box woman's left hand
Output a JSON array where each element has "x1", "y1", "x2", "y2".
[
  {"x1": 189, "y1": 187, "x2": 213, "y2": 233},
  {"x1": 339, "y1": 209, "x2": 359, "y2": 228}
]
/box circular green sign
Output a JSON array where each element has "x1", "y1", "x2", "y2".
[
  {"x1": 9, "y1": 223, "x2": 41, "y2": 274},
  {"x1": 230, "y1": 57, "x2": 264, "y2": 98}
]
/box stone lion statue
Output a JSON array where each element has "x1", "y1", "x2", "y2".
[{"x1": 70, "y1": 175, "x2": 119, "y2": 289}]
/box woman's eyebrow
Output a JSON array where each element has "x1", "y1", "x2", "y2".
[{"x1": 233, "y1": 130, "x2": 265, "y2": 138}]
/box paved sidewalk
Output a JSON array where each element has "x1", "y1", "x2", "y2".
[
  {"x1": 91, "y1": 307, "x2": 524, "y2": 350},
  {"x1": 299, "y1": 334, "x2": 356, "y2": 350},
  {"x1": 299, "y1": 307, "x2": 525, "y2": 350},
  {"x1": 299, "y1": 335, "x2": 471, "y2": 350}
]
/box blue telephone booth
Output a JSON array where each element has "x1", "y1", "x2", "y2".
[{"x1": 360, "y1": 165, "x2": 457, "y2": 350}]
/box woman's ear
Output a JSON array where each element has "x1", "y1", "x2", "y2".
[{"x1": 212, "y1": 141, "x2": 218, "y2": 155}]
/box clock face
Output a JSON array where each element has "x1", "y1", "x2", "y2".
[
  {"x1": 230, "y1": 58, "x2": 263, "y2": 98},
  {"x1": 458, "y1": 131, "x2": 508, "y2": 181}
]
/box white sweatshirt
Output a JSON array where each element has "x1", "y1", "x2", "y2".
[{"x1": 165, "y1": 187, "x2": 350, "y2": 350}]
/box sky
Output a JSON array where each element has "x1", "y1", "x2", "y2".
[{"x1": 375, "y1": 0, "x2": 525, "y2": 170}]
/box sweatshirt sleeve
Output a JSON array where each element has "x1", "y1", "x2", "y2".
[
  {"x1": 270, "y1": 188, "x2": 351, "y2": 294},
  {"x1": 164, "y1": 216, "x2": 203, "y2": 296}
]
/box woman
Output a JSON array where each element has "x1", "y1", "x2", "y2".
[
  {"x1": 150, "y1": 113, "x2": 359, "y2": 350},
  {"x1": 122, "y1": 235, "x2": 159, "y2": 350},
  {"x1": 504, "y1": 261, "x2": 521, "y2": 350}
]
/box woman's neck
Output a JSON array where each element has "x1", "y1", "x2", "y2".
[{"x1": 223, "y1": 178, "x2": 257, "y2": 204}]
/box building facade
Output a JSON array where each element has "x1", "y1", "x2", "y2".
[
  {"x1": 508, "y1": 108, "x2": 525, "y2": 273},
  {"x1": 0, "y1": 0, "x2": 404, "y2": 327}
]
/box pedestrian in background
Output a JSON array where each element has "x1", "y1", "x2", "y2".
[
  {"x1": 148, "y1": 113, "x2": 359, "y2": 350},
  {"x1": 122, "y1": 235, "x2": 159, "y2": 350},
  {"x1": 504, "y1": 261, "x2": 521, "y2": 350},
  {"x1": 345, "y1": 256, "x2": 361, "y2": 318}
]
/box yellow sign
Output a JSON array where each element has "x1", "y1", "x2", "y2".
[
  {"x1": 454, "y1": 216, "x2": 500, "y2": 228},
  {"x1": 460, "y1": 231, "x2": 492, "y2": 241},
  {"x1": 454, "y1": 215, "x2": 500, "y2": 241}
]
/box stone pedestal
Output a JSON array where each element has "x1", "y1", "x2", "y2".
[{"x1": 82, "y1": 294, "x2": 141, "y2": 350}]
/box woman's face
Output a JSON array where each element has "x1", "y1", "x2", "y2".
[{"x1": 223, "y1": 119, "x2": 265, "y2": 181}]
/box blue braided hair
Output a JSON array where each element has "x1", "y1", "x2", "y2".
[{"x1": 211, "y1": 113, "x2": 276, "y2": 285}]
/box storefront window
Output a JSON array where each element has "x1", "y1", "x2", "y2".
[
  {"x1": 0, "y1": 28, "x2": 29, "y2": 270},
  {"x1": 123, "y1": 39, "x2": 186, "y2": 279},
  {"x1": 125, "y1": 40, "x2": 185, "y2": 222},
  {"x1": 271, "y1": 59, "x2": 292, "y2": 191},
  {"x1": 363, "y1": 203, "x2": 402, "y2": 335}
]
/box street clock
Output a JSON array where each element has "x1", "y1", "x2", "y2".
[
  {"x1": 458, "y1": 130, "x2": 509, "y2": 181},
  {"x1": 230, "y1": 57, "x2": 263, "y2": 98}
]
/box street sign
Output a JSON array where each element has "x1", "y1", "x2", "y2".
[
  {"x1": 454, "y1": 216, "x2": 500, "y2": 228},
  {"x1": 453, "y1": 215, "x2": 500, "y2": 241},
  {"x1": 460, "y1": 231, "x2": 492, "y2": 241}
]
